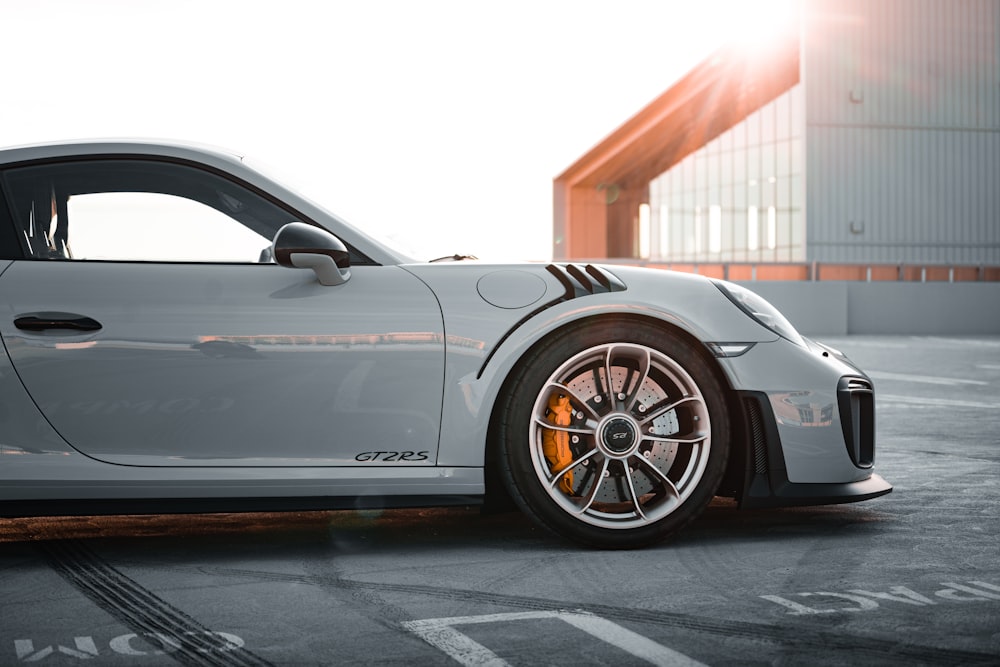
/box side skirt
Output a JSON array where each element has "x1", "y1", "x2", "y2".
[{"x1": 0, "y1": 494, "x2": 485, "y2": 518}]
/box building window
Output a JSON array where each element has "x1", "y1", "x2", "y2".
[
  {"x1": 648, "y1": 83, "x2": 804, "y2": 263},
  {"x1": 709, "y1": 205, "x2": 722, "y2": 254},
  {"x1": 767, "y1": 205, "x2": 777, "y2": 251},
  {"x1": 638, "y1": 203, "x2": 651, "y2": 259}
]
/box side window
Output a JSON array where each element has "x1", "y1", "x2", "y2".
[
  {"x1": 67, "y1": 192, "x2": 269, "y2": 261},
  {"x1": 1, "y1": 160, "x2": 297, "y2": 263}
]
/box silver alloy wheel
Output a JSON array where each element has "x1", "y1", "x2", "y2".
[{"x1": 529, "y1": 342, "x2": 712, "y2": 529}]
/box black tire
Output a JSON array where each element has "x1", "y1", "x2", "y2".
[{"x1": 496, "y1": 319, "x2": 730, "y2": 548}]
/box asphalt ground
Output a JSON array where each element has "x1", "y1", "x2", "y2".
[{"x1": 1, "y1": 335, "x2": 998, "y2": 666}]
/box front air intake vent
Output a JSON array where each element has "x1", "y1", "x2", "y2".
[
  {"x1": 838, "y1": 376, "x2": 875, "y2": 468},
  {"x1": 547, "y1": 264, "x2": 627, "y2": 299}
]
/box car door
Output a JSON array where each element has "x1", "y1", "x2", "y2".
[{"x1": 0, "y1": 158, "x2": 444, "y2": 466}]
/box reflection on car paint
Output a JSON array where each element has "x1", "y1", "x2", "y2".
[
  {"x1": 770, "y1": 391, "x2": 835, "y2": 427},
  {"x1": 39, "y1": 397, "x2": 236, "y2": 417}
]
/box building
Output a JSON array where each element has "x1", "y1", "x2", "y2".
[{"x1": 554, "y1": 0, "x2": 999, "y2": 281}]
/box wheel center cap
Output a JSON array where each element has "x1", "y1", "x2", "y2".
[{"x1": 601, "y1": 417, "x2": 638, "y2": 455}]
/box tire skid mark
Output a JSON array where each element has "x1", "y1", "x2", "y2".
[
  {"x1": 187, "y1": 564, "x2": 996, "y2": 665},
  {"x1": 39, "y1": 540, "x2": 273, "y2": 667},
  {"x1": 305, "y1": 558, "x2": 413, "y2": 634}
]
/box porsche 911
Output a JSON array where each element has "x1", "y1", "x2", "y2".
[{"x1": 0, "y1": 141, "x2": 891, "y2": 548}]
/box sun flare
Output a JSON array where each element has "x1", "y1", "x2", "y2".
[{"x1": 714, "y1": 0, "x2": 799, "y2": 52}]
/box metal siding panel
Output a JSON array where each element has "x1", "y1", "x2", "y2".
[
  {"x1": 867, "y1": 127, "x2": 878, "y2": 262},
  {"x1": 908, "y1": 0, "x2": 923, "y2": 125},
  {"x1": 860, "y1": 127, "x2": 873, "y2": 262},
  {"x1": 900, "y1": 0, "x2": 910, "y2": 127},
  {"x1": 928, "y1": 0, "x2": 937, "y2": 127},
  {"x1": 945, "y1": 131, "x2": 958, "y2": 263},
  {"x1": 806, "y1": 126, "x2": 826, "y2": 260},
  {"x1": 965, "y1": 131, "x2": 975, "y2": 264},
  {"x1": 934, "y1": 131, "x2": 947, "y2": 263},
  {"x1": 994, "y1": 0, "x2": 1000, "y2": 128},
  {"x1": 990, "y1": 0, "x2": 999, "y2": 128},
  {"x1": 983, "y1": 0, "x2": 991, "y2": 127},
  {"x1": 984, "y1": 133, "x2": 999, "y2": 265},
  {"x1": 952, "y1": 131, "x2": 962, "y2": 264},
  {"x1": 935, "y1": 0, "x2": 946, "y2": 128},
  {"x1": 957, "y1": 130, "x2": 965, "y2": 265},
  {"x1": 802, "y1": 0, "x2": 999, "y2": 265},
  {"x1": 981, "y1": 132, "x2": 991, "y2": 265},
  {"x1": 808, "y1": 126, "x2": 1000, "y2": 265},
  {"x1": 990, "y1": 132, "x2": 995, "y2": 263},
  {"x1": 976, "y1": 132, "x2": 991, "y2": 264},
  {"x1": 889, "y1": 131, "x2": 900, "y2": 266},
  {"x1": 830, "y1": 128, "x2": 845, "y2": 261},
  {"x1": 910, "y1": 131, "x2": 921, "y2": 265}
]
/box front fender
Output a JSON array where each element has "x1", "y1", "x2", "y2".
[{"x1": 402, "y1": 263, "x2": 777, "y2": 467}]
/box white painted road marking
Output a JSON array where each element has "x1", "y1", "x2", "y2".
[
  {"x1": 866, "y1": 370, "x2": 988, "y2": 386},
  {"x1": 403, "y1": 610, "x2": 705, "y2": 667},
  {"x1": 922, "y1": 337, "x2": 1000, "y2": 348},
  {"x1": 878, "y1": 394, "x2": 1000, "y2": 409}
]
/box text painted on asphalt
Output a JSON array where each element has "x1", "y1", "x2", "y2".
[
  {"x1": 762, "y1": 580, "x2": 1000, "y2": 615},
  {"x1": 13, "y1": 631, "x2": 244, "y2": 661}
]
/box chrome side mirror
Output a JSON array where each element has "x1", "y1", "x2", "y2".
[{"x1": 272, "y1": 222, "x2": 351, "y2": 286}]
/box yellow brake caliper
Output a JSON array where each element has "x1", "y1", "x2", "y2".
[{"x1": 543, "y1": 392, "x2": 575, "y2": 495}]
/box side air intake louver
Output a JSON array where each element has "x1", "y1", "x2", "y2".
[
  {"x1": 546, "y1": 264, "x2": 627, "y2": 299},
  {"x1": 745, "y1": 397, "x2": 769, "y2": 475}
]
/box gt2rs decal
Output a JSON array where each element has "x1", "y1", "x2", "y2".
[{"x1": 354, "y1": 451, "x2": 430, "y2": 462}]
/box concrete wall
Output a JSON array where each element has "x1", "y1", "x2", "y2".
[{"x1": 737, "y1": 281, "x2": 1000, "y2": 336}]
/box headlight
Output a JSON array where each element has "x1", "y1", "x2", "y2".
[{"x1": 712, "y1": 280, "x2": 806, "y2": 347}]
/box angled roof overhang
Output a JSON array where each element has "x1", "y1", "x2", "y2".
[
  {"x1": 557, "y1": 38, "x2": 801, "y2": 190},
  {"x1": 554, "y1": 33, "x2": 800, "y2": 259}
]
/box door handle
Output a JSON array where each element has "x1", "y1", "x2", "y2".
[{"x1": 14, "y1": 313, "x2": 103, "y2": 332}]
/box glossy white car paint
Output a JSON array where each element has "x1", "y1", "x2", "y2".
[
  {"x1": 409, "y1": 263, "x2": 777, "y2": 469},
  {"x1": 0, "y1": 140, "x2": 890, "y2": 543},
  {"x1": 1, "y1": 262, "x2": 443, "y2": 466}
]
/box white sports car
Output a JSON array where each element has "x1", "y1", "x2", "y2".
[{"x1": 0, "y1": 141, "x2": 890, "y2": 548}]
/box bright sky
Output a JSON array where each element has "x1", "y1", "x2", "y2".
[{"x1": 1, "y1": 0, "x2": 779, "y2": 261}]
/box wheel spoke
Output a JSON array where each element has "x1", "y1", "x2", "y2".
[
  {"x1": 602, "y1": 346, "x2": 616, "y2": 403},
  {"x1": 620, "y1": 346, "x2": 651, "y2": 414},
  {"x1": 642, "y1": 432, "x2": 708, "y2": 446},
  {"x1": 545, "y1": 448, "x2": 600, "y2": 490},
  {"x1": 622, "y1": 462, "x2": 649, "y2": 522},
  {"x1": 638, "y1": 395, "x2": 704, "y2": 428},
  {"x1": 634, "y1": 454, "x2": 681, "y2": 501},
  {"x1": 571, "y1": 456, "x2": 610, "y2": 515},
  {"x1": 532, "y1": 414, "x2": 593, "y2": 435}
]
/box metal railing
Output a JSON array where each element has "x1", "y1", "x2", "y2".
[{"x1": 584, "y1": 260, "x2": 1000, "y2": 282}]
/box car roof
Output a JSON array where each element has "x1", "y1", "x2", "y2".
[{"x1": 0, "y1": 139, "x2": 244, "y2": 168}]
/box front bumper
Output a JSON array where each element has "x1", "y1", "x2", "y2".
[{"x1": 736, "y1": 390, "x2": 892, "y2": 509}]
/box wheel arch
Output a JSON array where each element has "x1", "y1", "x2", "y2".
[{"x1": 481, "y1": 311, "x2": 747, "y2": 511}]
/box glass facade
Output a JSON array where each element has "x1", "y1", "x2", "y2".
[{"x1": 648, "y1": 83, "x2": 805, "y2": 263}]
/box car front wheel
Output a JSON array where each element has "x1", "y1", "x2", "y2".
[{"x1": 497, "y1": 320, "x2": 730, "y2": 548}]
